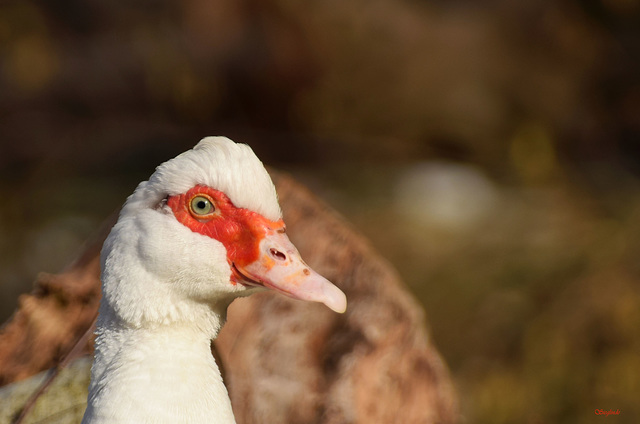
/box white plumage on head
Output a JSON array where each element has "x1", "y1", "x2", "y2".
[{"x1": 125, "y1": 136, "x2": 282, "y2": 221}]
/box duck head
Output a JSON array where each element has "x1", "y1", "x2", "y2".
[{"x1": 100, "y1": 137, "x2": 346, "y2": 330}]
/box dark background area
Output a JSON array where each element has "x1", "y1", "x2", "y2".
[{"x1": 1, "y1": 0, "x2": 639, "y2": 422}]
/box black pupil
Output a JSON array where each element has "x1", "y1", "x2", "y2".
[{"x1": 197, "y1": 200, "x2": 208, "y2": 210}]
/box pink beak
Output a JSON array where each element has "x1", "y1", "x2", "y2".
[{"x1": 233, "y1": 229, "x2": 347, "y2": 313}]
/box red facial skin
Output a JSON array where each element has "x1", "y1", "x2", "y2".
[{"x1": 166, "y1": 185, "x2": 285, "y2": 285}]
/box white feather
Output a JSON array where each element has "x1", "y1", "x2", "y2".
[
  {"x1": 126, "y1": 136, "x2": 281, "y2": 221},
  {"x1": 82, "y1": 137, "x2": 278, "y2": 424}
]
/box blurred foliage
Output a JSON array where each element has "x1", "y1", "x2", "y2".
[{"x1": 1, "y1": 0, "x2": 639, "y2": 423}]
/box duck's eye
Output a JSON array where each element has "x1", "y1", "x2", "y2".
[{"x1": 190, "y1": 195, "x2": 215, "y2": 216}]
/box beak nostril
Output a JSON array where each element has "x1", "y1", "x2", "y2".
[{"x1": 269, "y1": 248, "x2": 287, "y2": 261}]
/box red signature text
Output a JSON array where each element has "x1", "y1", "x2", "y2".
[{"x1": 595, "y1": 409, "x2": 620, "y2": 417}]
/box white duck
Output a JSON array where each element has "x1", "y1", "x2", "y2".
[{"x1": 81, "y1": 137, "x2": 347, "y2": 424}]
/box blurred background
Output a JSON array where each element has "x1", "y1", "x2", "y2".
[{"x1": 1, "y1": 0, "x2": 639, "y2": 422}]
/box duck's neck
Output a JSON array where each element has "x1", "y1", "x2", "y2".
[{"x1": 82, "y1": 303, "x2": 235, "y2": 424}]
